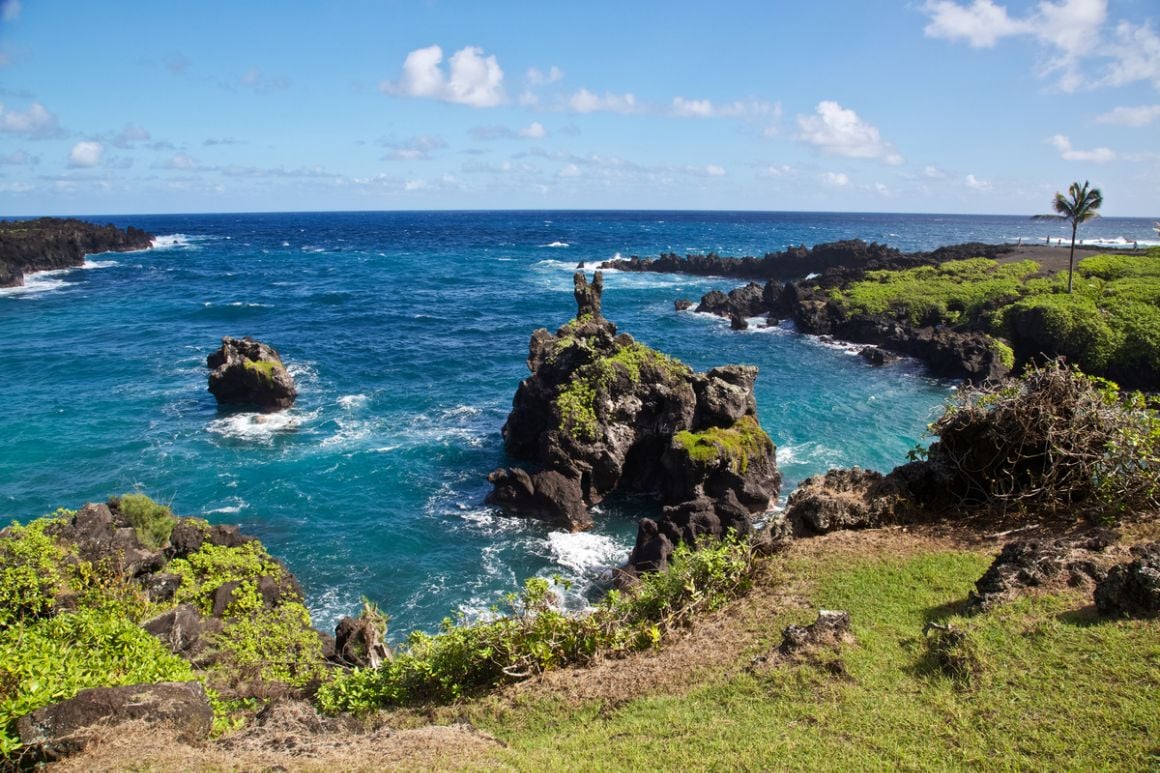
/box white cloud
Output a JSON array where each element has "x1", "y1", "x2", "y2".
[
  {"x1": 0, "y1": 149, "x2": 33, "y2": 165},
  {"x1": 568, "y1": 88, "x2": 637, "y2": 114},
  {"x1": 874, "y1": 182, "x2": 891, "y2": 195},
  {"x1": 704, "y1": 164, "x2": 727, "y2": 176},
  {"x1": 796, "y1": 101, "x2": 903, "y2": 164},
  {"x1": 921, "y1": 0, "x2": 1028, "y2": 47},
  {"x1": 0, "y1": 101, "x2": 60, "y2": 137},
  {"x1": 1048, "y1": 133, "x2": 1116, "y2": 162},
  {"x1": 921, "y1": 0, "x2": 1159, "y2": 91},
  {"x1": 404, "y1": 179, "x2": 428, "y2": 191},
  {"x1": 672, "y1": 97, "x2": 714, "y2": 118},
  {"x1": 965, "y1": 173, "x2": 992, "y2": 190},
  {"x1": 558, "y1": 163, "x2": 582, "y2": 178},
  {"x1": 519, "y1": 121, "x2": 547, "y2": 139},
  {"x1": 822, "y1": 171, "x2": 850, "y2": 186},
  {"x1": 384, "y1": 135, "x2": 447, "y2": 160},
  {"x1": 383, "y1": 45, "x2": 505, "y2": 108},
  {"x1": 165, "y1": 153, "x2": 199, "y2": 170},
  {"x1": 1, "y1": 0, "x2": 20, "y2": 22},
  {"x1": 672, "y1": 97, "x2": 777, "y2": 119},
  {"x1": 1094, "y1": 104, "x2": 1160, "y2": 126},
  {"x1": 526, "y1": 66, "x2": 563, "y2": 86},
  {"x1": 1099, "y1": 21, "x2": 1160, "y2": 89},
  {"x1": 239, "y1": 66, "x2": 289, "y2": 92},
  {"x1": 68, "y1": 141, "x2": 104, "y2": 168},
  {"x1": 923, "y1": 164, "x2": 949, "y2": 179},
  {"x1": 757, "y1": 164, "x2": 796, "y2": 178}
]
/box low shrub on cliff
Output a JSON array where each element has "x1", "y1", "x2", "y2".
[
  {"x1": 927, "y1": 361, "x2": 1158, "y2": 515},
  {"x1": 673, "y1": 416, "x2": 775, "y2": 474},
  {"x1": 112, "y1": 493, "x2": 177, "y2": 550},
  {"x1": 316, "y1": 535, "x2": 760, "y2": 713}
]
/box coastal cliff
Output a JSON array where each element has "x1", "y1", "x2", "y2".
[{"x1": 0, "y1": 217, "x2": 153, "y2": 288}]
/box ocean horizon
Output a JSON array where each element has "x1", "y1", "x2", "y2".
[{"x1": 2, "y1": 209, "x2": 1157, "y2": 637}]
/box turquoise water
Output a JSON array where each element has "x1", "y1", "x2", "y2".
[{"x1": 2, "y1": 210, "x2": 1155, "y2": 636}]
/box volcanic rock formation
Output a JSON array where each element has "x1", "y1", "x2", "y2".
[{"x1": 487, "y1": 271, "x2": 781, "y2": 576}]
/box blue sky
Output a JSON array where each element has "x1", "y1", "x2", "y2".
[{"x1": 0, "y1": 0, "x2": 1157, "y2": 216}]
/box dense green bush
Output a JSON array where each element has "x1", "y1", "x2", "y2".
[
  {"x1": 316, "y1": 536, "x2": 759, "y2": 713},
  {"x1": 0, "y1": 607, "x2": 194, "y2": 755},
  {"x1": 999, "y1": 294, "x2": 1122, "y2": 373},
  {"x1": 113, "y1": 493, "x2": 177, "y2": 549},
  {"x1": 0, "y1": 518, "x2": 66, "y2": 628}
]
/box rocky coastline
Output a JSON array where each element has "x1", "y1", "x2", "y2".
[{"x1": 0, "y1": 217, "x2": 154, "y2": 288}]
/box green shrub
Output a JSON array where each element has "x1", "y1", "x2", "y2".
[
  {"x1": 167, "y1": 541, "x2": 286, "y2": 615},
  {"x1": 1000, "y1": 295, "x2": 1122, "y2": 373},
  {"x1": 316, "y1": 536, "x2": 759, "y2": 713},
  {"x1": 113, "y1": 493, "x2": 177, "y2": 549},
  {"x1": 205, "y1": 602, "x2": 328, "y2": 688},
  {"x1": 0, "y1": 518, "x2": 66, "y2": 628},
  {"x1": 0, "y1": 607, "x2": 195, "y2": 755}
]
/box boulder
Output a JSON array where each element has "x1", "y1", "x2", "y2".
[
  {"x1": 333, "y1": 616, "x2": 391, "y2": 668},
  {"x1": 16, "y1": 682, "x2": 212, "y2": 762},
  {"x1": 968, "y1": 534, "x2": 1116, "y2": 611},
  {"x1": 49, "y1": 503, "x2": 165, "y2": 577},
  {"x1": 206, "y1": 336, "x2": 297, "y2": 412},
  {"x1": 1094, "y1": 542, "x2": 1160, "y2": 619},
  {"x1": 674, "y1": 298, "x2": 693, "y2": 311},
  {"x1": 778, "y1": 609, "x2": 853, "y2": 657},
  {"x1": 859, "y1": 346, "x2": 897, "y2": 366},
  {"x1": 143, "y1": 603, "x2": 221, "y2": 658},
  {"x1": 785, "y1": 468, "x2": 908, "y2": 536}
]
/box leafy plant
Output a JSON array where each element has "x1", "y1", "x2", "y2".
[
  {"x1": 1033, "y1": 180, "x2": 1103, "y2": 293},
  {"x1": 112, "y1": 493, "x2": 177, "y2": 549}
]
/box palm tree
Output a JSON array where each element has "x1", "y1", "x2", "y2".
[{"x1": 1033, "y1": 181, "x2": 1103, "y2": 293}]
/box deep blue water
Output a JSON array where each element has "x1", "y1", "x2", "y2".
[{"x1": 2, "y1": 210, "x2": 1156, "y2": 636}]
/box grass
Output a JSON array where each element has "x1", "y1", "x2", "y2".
[{"x1": 462, "y1": 545, "x2": 1158, "y2": 771}]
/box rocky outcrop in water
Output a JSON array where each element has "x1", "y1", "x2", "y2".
[
  {"x1": 207, "y1": 336, "x2": 297, "y2": 412},
  {"x1": 0, "y1": 217, "x2": 153, "y2": 288},
  {"x1": 487, "y1": 271, "x2": 781, "y2": 577}
]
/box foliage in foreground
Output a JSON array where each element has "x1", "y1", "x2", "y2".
[
  {"x1": 926, "y1": 360, "x2": 1159, "y2": 515},
  {"x1": 477, "y1": 550, "x2": 1157, "y2": 771},
  {"x1": 0, "y1": 509, "x2": 194, "y2": 755},
  {"x1": 316, "y1": 536, "x2": 759, "y2": 713},
  {"x1": 0, "y1": 496, "x2": 328, "y2": 754}
]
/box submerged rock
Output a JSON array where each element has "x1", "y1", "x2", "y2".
[
  {"x1": 487, "y1": 270, "x2": 781, "y2": 575},
  {"x1": 207, "y1": 336, "x2": 297, "y2": 412}
]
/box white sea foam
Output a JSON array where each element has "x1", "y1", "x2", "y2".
[
  {"x1": 204, "y1": 497, "x2": 247, "y2": 515},
  {"x1": 207, "y1": 411, "x2": 301, "y2": 442},
  {"x1": 0, "y1": 269, "x2": 71, "y2": 298},
  {"x1": 546, "y1": 530, "x2": 624, "y2": 576},
  {"x1": 542, "y1": 241, "x2": 571, "y2": 248},
  {"x1": 151, "y1": 234, "x2": 194, "y2": 250},
  {"x1": 778, "y1": 440, "x2": 845, "y2": 469},
  {"x1": 82, "y1": 259, "x2": 119, "y2": 270},
  {"x1": 337, "y1": 393, "x2": 368, "y2": 410}
]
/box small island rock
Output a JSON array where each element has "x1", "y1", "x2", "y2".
[{"x1": 207, "y1": 336, "x2": 297, "y2": 412}]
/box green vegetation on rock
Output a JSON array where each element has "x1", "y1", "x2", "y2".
[
  {"x1": 673, "y1": 415, "x2": 774, "y2": 473},
  {"x1": 241, "y1": 358, "x2": 281, "y2": 381},
  {"x1": 553, "y1": 338, "x2": 690, "y2": 442},
  {"x1": 316, "y1": 535, "x2": 758, "y2": 713},
  {"x1": 0, "y1": 495, "x2": 329, "y2": 755},
  {"x1": 113, "y1": 493, "x2": 177, "y2": 549}
]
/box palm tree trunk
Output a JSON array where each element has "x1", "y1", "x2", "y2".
[{"x1": 1067, "y1": 222, "x2": 1077, "y2": 293}]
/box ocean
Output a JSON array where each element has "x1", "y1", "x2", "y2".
[{"x1": 2, "y1": 210, "x2": 1156, "y2": 637}]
